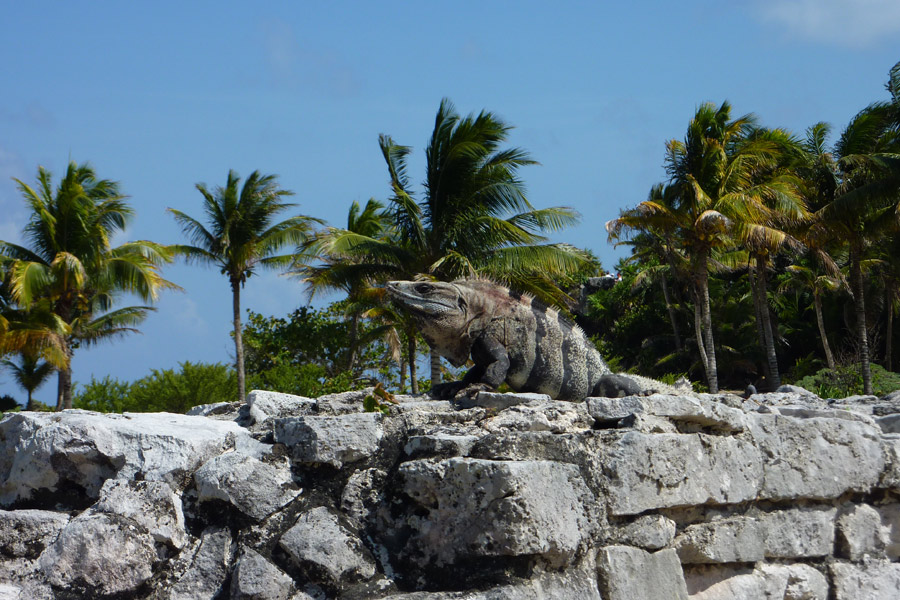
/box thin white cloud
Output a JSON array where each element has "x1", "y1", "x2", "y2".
[{"x1": 756, "y1": 0, "x2": 900, "y2": 47}]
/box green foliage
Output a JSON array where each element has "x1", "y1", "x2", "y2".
[
  {"x1": 362, "y1": 383, "x2": 396, "y2": 415},
  {"x1": 73, "y1": 361, "x2": 237, "y2": 413},
  {"x1": 795, "y1": 363, "x2": 900, "y2": 398},
  {"x1": 0, "y1": 394, "x2": 19, "y2": 412}
]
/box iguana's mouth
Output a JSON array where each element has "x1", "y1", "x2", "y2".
[{"x1": 385, "y1": 282, "x2": 459, "y2": 312}]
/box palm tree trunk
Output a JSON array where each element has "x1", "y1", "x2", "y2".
[
  {"x1": 348, "y1": 312, "x2": 359, "y2": 373},
  {"x1": 850, "y1": 244, "x2": 873, "y2": 395},
  {"x1": 232, "y1": 281, "x2": 246, "y2": 403},
  {"x1": 693, "y1": 289, "x2": 708, "y2": 375},
  {"x1": 696, "y1": 253, "x2": 718, "y2": 393},
  {"x1": 57, "y1": 341, "x2": 73, "y2": 410},
  {"x1": 749, "y1": 265, "x2": 772, "y2": 385},
  {"x1": 886, "y1": 285, "x2": 894, "y2": 372},
  {"x1": 660, "y1": 275, "x2": 682, "y2": 351},
  {"x1": 813, "y1": 290, "x2": 836, "y2": 370},
  {"x1": 407, "y1": 332, "x2": 418, "y2": 395},
  {"x1": 430, "y1": 351, "x2": 442, "y2": 386},
  {"x1": 755, "y1": 255, "x2": 780, "y2": 390}
]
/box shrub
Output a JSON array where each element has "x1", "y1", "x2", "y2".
[
  {"x1": 794, "y1": 363, "x2": 900, "y2": 398},
  {"x1": 0, "y1": 394, "x2": 20, "y2": 412}
]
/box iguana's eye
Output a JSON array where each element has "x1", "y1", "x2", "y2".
[{"x1": 415, "y1": 283, "x2": 433, "y2": 294}]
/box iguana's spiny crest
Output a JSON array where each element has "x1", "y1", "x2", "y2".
[{"x1": 385, "y1": 279, "x2": 611, "y2": 400}]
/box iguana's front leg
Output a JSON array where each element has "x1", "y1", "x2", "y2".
[{"x1": 430, "y1": 335, "x2": 510, "y2": 399}]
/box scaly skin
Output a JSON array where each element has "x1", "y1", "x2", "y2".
[{"x1": 386, "y1": 279, "x2": 612, "y2": 400}]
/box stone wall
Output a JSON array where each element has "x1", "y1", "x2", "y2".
[{"x1": 1, "y1": 385, "x2": 899, "y2": 599}]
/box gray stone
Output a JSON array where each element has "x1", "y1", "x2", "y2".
[
  {"x1": 838, "y1": 504, "x2": 883, "y2": 560},
  {"x1": 167, "y1": 526, "x2": 233, "y2": 600},
  {"x1": 675, "y1": 517, "x2": 765, "y2": 564},
  {"x1": 777, "y1": 405, "x2": 877, "y2": 425},
  {"x1": 597, "y1": 546, "x2": 688, "y2": 600},
  {"x1": 748, "y1": 413, "x2": 884, "y2": 500},
  {"x1": 279, "y1": 506, "x2": 376, "y2": 583},
  {"x1": 186, "y1": 402, "x2": 236, "y2": 416},
  {"x1": 587, "y1": 394, "x2": 745, "y2": 431},
  {"x1": 246, "y1": 390, "x2": 315, "y2": 425},
  {"x1": 39, "y1": 512, "x2": 156, "y2": 596},
  {"x1": 880, "y1": 435, "x2": 900, "y2": 490},
  {"x1": 231, "y1": 547, "x2": 295, "y2": 600},
  {"x1": 315, "y1": 388, "x2": 372, "y2": 415},
  {"x1": 775, "y1": 384, "x2": 818, "y2": 397},
  {"x1": 403, "y1": 434, "x2": 479, "y2": 458},
  {"x1": 763, "y1": 507, "x2": 835, "y2": 558},
  {"x1": 601, "y1": 432, "x2": 762, "y2": 515},
  {"x1": 274, "y1": 413, "x2": 383, "y2": 468},
  {"x1": 878, "y1": 413, "x2": 900, "y2": 434},
  {"x1": 398, "y1": 458, "x2": 593, "y2": 567},
  {"x1": 831, "y1": 560, "x2": 900, "y2": 600},
  {"x1": 481, "y1": 400, "x2": 593, "y2": 433},
  {"x1": 383, "y1": 567, "x2": 601, "y2": 599},
  {"x1": 0, "y1": 411, "x2": 259, "y2": 505},
  {"x1": 685, "y1": 564, "x2": 828, "y2": 600},
  {"x1": 92, "y1": 478, "x2": 187, "y2": 548},
  {"x1": 340, "y1": 468, "x2": 387, "y2": 526},
  {"x1": 611, "y1": 514, "x2": 677, "y2": 550},
  {"x1": 458, "y1": 391, "x2": 550, "y2": 410},
  {"x1": 194, "y1": 451, "x2": 300, "y2": 520},
  {"x1": 0, "y1": 509, "x2": 69, "y2": 558}
]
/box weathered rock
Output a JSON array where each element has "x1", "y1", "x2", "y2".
[
  {"x1": 831, "y1": 559, "x2": 900, "y2": 600},
  {"x1": 880, "y1": 434, "x2": 900, "y2": 490},
  {"x1": 458, "y1": 391, "x2": 550, "y2": 410},
  {"x1": 597, "y1": 546, "x2": 688, "y2": 600},
  {"x1": 0, "y1": 411, "x2": 258, "y2": 504},
  {"x1": 748, "y1": 413, "x2": 884, "y2": 500},
  {"x1": 39, "y1": 512, "x2": 157, "y2": 596},
  {"x1": 675, "y1": 517, "x2": 765, "y2": 564},
  {"x1": 837, "y1": 503, "x2": 900, "y2": 561},
  {"x1": 279, "y1": 506, "x2": 376, "y2": 584},
  {"x1": 0, "y1": 509, "x2": 69, "y2": 558},
  {"x1": 403, "y1": 434, "x2": 479, "y2": 458},
  {"x1": 230, "y1": 547, "x2": 295, "y2": 600},
  {"x1": 245, "y1": 390, "x2": 315, "y2": 425},
  {"x1": 398, "y1": 458, "x2": 593, "y2": 567},
  {"x1": 601, "y1": 432, "x2": 762, "y2": 515},
  {"x1": 878, "y1": 413, "x2": 900, "y2": 434},
  {"x1": 315, "y1": 388, "x2": 373, "y2": 415},
  {"x1": 274, "y1": 413, "x2": 383, "y2": 468},
  {"x1": 763, "y1": 507, "x2": 835, "y2": 559},
  {"x1": 480, "y1": 400, "x2": 593, "y2": 433},
  {"x1": 587, "y1": 394, "x2": 745, "y2": 431},
  {"x1": 194, "y1": 451, "x2": 299, "y2": 520},
  {"x1": 685, "y1": 564, "x2": 828, "y2": 600},
  {"x1": 609, "y1": 514, "x2": 677, "y2": 550},
  {"x1": 92, "y1": 478, "x2": 188, "y2": 548},
  {"x1": 187, "y1": 402, "x2": 237, "y2": 416},
  {"x1": 166, "y1": 526, "x2": 233, "y2": 600}
]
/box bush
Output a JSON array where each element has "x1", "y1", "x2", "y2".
[
  {"x1": 794, "y1": 363, "x2": 900, "y2": 398},
  {"x1": 73, "y1": 362, "x2": 238, "y2": 414},
  {"x1": 0, "y1": 394, "x2": 20, "y2": 412}
]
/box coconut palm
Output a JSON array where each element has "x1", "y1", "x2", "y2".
[
  {"x1": 169, "y1": 170, "x2": 320, "y2": 402},
  {"x1": 1, "y1": 352, "x2": 54, "y2": 410},
  {"x1": 0, "y1": 161, "x2": 176, "y2": 409},
  {"x1": 817, "y1": 102, "x2": 900, "y2": 394}
]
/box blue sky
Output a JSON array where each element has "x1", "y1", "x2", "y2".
[{"x1": 2, "y1": 1, "x2": 899, "y2": 405}]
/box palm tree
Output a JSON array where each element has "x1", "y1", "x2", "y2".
[
  {"x1": 779, "y1": 256, "x2": 843, "y2": 370},
  {"x1": 169, "y1": 170, "x2": 320, "y2": 403},
  {"x1": 0, "y1": 161, "x2": 176, "y2": 409},
  {"x1": 818, "y1": 102, "x2": 900, "y2": 394},
  {"x1": 1, "y1": 352, "x2": 54, "y2": 410}
]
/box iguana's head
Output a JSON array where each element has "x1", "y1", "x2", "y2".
[{"x1": 384, "y1": 280, "x2": 474, "y2": 366}]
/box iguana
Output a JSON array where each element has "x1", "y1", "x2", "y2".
[{"x1": 386, "y1": 279, "x2": 672, "y2": 401}]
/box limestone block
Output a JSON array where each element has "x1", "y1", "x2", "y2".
[
  {"x1": 403, "y1": 434, "x2": 478, "y2": 458},
  {"x1": 315, "y1": 389, "x2": 372, "y2": 415},
  {"x1": 166, "y1": 526, "x2": 233, "y2": 600},
  {"x1": 274, "y1": 413, "x2": 383, "y2": 468},
  {"x1": 92, "y1": 478, "x2": 187, "y2": 548},
  {"x1": 611, "y1": 514, "x2": 677, "y2": 550},
  {"x1": 880, "y1": 434, "x2": 900, "y2": 490},
  {"x1": 601, "y1": 432, "x2": 762, "y2": 515},
  {"x1": 878, "y1": 414, "x2": 900, "y2": 434},
  {"x1": 747, "y1": 413, "x2": 884, "y2": 500},
  {"x1": 675, "y1": 517, "x2": 765, "y2": 564},
  {"x1": 685, "y1": 564, "x2": 827, "y2": 600},
  {"x1": 383, "y1": 567, "x2": 601, "y2": 599},
  {"x1": 340, "y1": 468, "x2": 387, "y2": 526},
  {"x1": 0, "y1": 510, "x2": 69, "y2": 558},
  {"x1": 187, "y1": 402, "x2": 236, "y2": 416},
  {"x1": 597, "y1": 546, "x2": 688, "y2": 600},
  {"x1": 481, "y1": 401, "x2": 593, "y2": 433},
  {"x1": 230, "y1": 547, "x2": 295, "y2": 600},
  {"x1": 837, "y1": 504, "x2": 900, "y2": 560},
  {"x1": 586, "y1": 395, "x2": 745, "y2": 431},
  {"x1": 763, "y1": 507, "x2": 835, "y2": 558},
  {"x1": 279, "y1": 506, "x2": 376, "y2": 583},
  {"x1": 398, "y1": 458, "x2": 593, "y2": 567},
  {"x1": 246, "y1": 390, "x2": 315, "y2": 425},
  {"x1": 777, "y1": 406, "x2": 877, "y2": 425},
  {"x1": 458, "y1": 391, "x2": 550, "y2": 410},
  {"x1": 194, "y1": 451, "x2": 300, "y2": 520},
  {"x1": 0, "y1": 411, "x2": 257, "y2": 505},
  {"x1": 38, "y1": 512, "x2": 156, "y2": 596},
  {"x1": 831, "y1": 560, "x2": 900, "y2": 600}
]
